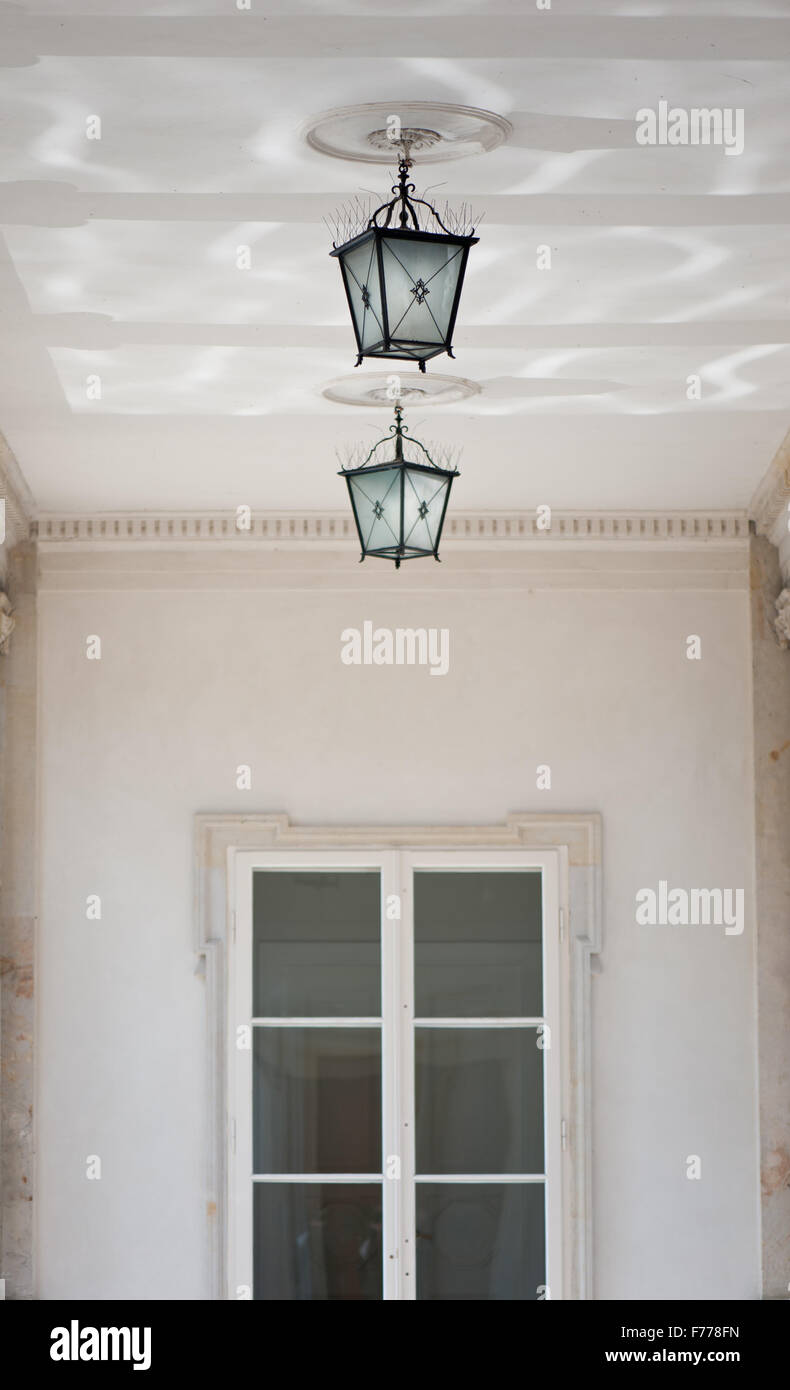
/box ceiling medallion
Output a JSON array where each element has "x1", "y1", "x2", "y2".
[
  {"x1": 304, "y1": 102, "x2": 512, "y2": 164},
  {"x1": 322, "y1": 372, "x2": 480, "y2": 408}
]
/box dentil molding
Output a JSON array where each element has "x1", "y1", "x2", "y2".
[{"x1": 33, "y1": 509, "x2": 750, "y2": 549}]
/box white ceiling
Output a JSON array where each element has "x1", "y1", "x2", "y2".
[{"x1": 1, "y1": 2, "x2": 789, "y2": 514}]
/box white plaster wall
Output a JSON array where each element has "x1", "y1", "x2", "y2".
[{"x1": 35, "y1": 557, "x2": 759, "y2": 1299}]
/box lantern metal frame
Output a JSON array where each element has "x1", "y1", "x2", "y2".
[
  {"x1": 330, "y1": 156, "x2": 479, "y2": 373},
  {"x1": 339, "y1": 404, "x2": 459, "y2": 568}
]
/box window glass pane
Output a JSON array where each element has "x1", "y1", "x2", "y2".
[
  {"x1": 253, "y1": 1027, "x2": 382, "y2": 1174},
  {"x1": 253, "y1": 870, "x2": 380, "y2": 1017},
  {"x1": 414, "y1": 871, "x2": 542, "y2": 1017},
  {"x1": 415, "y1": 1028, "x2": 544, "y2": 1174},
  {"x1": 254, "y1": 1183, "x2": 382, "y2": 1300},
  {"x1": 416, "y1": 1183, "x2": 545, "y2": 1300}
]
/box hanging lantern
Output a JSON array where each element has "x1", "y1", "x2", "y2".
[
  {"x1": 339, "y1": 404, "x2": 459, "y2": 567},
  {"x1": 329, "y1": 156, "x2": 479, "y2": 373}
]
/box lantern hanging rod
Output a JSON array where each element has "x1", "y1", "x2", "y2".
[
  {"x1": 340, "y1": 403, "x2": 456, "y2": 475},
  {"x1": 367, "y1": 156, "x2": 455, "y2": 236}
]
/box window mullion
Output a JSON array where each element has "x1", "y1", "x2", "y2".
[
  {"x1": 541, "y1": 852, "x2": 564, "y2": 1300},
  {"x1": 231, "y1": 855, "x2": 254, "y2": 1299},
  {"x1": 381, "y1": 850, "x2": 401, "y2": 1301},
  {"x1": 398, "y1": 851, "x2": 417, "y2": 1300}
]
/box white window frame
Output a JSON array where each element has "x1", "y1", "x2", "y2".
[
  {"x1": 195, "y1": 813, "x2": 601, "y2": 1301},
  {"x1": 229, "y1": 845, "x2": 564, "y2": 1300}
]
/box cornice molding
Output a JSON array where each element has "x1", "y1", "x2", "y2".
[{"x1": 33, "y1": 509, "x2": 750, "y2": 550}]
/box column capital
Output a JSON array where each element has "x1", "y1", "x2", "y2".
[{"x1": 750, "y1": 428, "x2": 790, "y2": 580}]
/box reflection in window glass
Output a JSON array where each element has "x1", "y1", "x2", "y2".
[
  {"x1": 254, "y1": 1183, "x2": 382, "y2": 1301},
  {"x1": 253, "y1": 871, "x2": 380, "y2": 1016},
  {"x1": 414, "y1": 871, "x2": 542, "y2": 1016},
  {"x1": 416, "y1": 1183, "x2": 545, "y2": 1300},
  {"x1": 254, "y1": 1028, "x2": 382, "y2": 1174},
  {"x1": 415, "y1": 1028, "x2": 544, "y2": 1174}
]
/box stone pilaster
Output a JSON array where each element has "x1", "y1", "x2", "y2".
[
  {"x1": 749, "y1": 532, "x2": 790, "y2": 1298},
  {"x1": 0, "y1": 540, "x2": 37, "y2": 1298}
]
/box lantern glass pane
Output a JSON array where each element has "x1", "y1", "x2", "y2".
[
  {"x1": 348, "y1": 467, "x2": 402, "y2": 553},
  {"x1": 340, "y1": 237, "x2": 384, "y2": 351},
  {"x1": 402, "y1": 467, "x2": 449, "y2": 551},
  {"x1": 379, "y1": 235, "x2": 465, "y2": 347}
]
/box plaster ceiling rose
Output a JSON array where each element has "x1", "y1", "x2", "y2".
[
  {"x1": 322, "y1": 372, "x2": 480, "y2": 408},
  {"x1": 303, "y1": 102, "x2": 512, "y2": 164}
]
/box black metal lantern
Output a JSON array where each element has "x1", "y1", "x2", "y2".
[
  {"x1": 330, "y1": 157, "x2": 479, "y2": 373},
  {"x1": 339, "y1": 404, "x2": 459, "y2": 567}
]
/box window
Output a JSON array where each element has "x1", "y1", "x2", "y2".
[{"x1": 228, "y1": 848, "x2": 564, "y2": 1300}]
